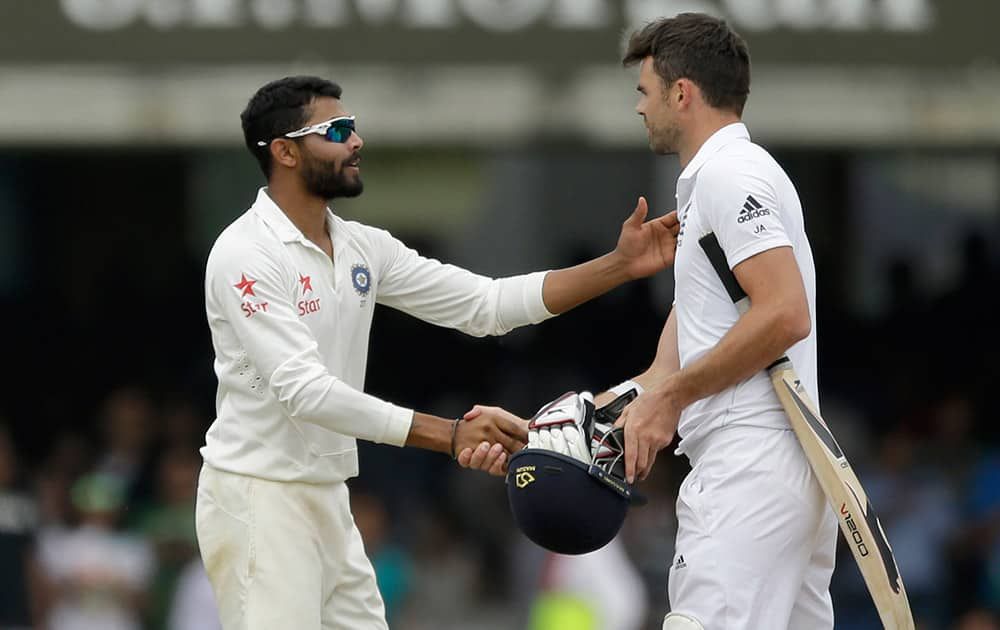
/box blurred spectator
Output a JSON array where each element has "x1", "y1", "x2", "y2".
[
  {"x1": 398, "y1": 508, "x2": 492, "y2": 629},
  {"x1": 94, "y1": 387, "x2": 157, "y2": 498},
  {"x1": 352, "y1": 490, "x2": 413, "y2": 624},
  {"x1": 166, "y1": 558, "x2": 221, "y2": 630},
  {"x1": 954, "y1": 609, "x2": 1000, "y2": 630},
  {"x1": 929, "y1": 394, "x2": 982, "y2": 492},
  {"x1": 35, "y1": 431, "x2": 93, "y2": 528},
  {"x1": 158, "y1": 397, "x2": 208, "y2": 452},
  {"x1": 136, "y1": 445, "x2": 202, "y2": 630},
  {"x1": 0, "y1": 424, "x2": 40, "y2": 629},
  {"x1": 527, "y1": 536, "x2": 648, "y2": 630},
  {"x1": 36, "y1": 472, "x2": 154, "y2": 630},
  {"x1": 961, "y1": 447, "x2": 1000, "y2": 612},
  {"x1": 863, "y1": 430, "x2": 961, "y2": 627}
]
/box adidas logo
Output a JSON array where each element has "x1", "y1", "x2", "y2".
[
  {"x1": 737, "y1": 194, "x2": 771, "y2": 223},
  {"x1": 674, "y1": 554, "x2": 687, "y2": 570}
]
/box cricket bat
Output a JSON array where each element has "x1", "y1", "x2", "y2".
[{"x1": 698, "y1": 233, "x2": 914, "y2": 630}]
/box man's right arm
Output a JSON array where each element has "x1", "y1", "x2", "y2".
[{"x1": 207, "y1": 239, "x2": 525, "y2": 455}]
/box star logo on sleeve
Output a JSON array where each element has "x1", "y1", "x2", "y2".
[
  {"x1": 234, "y1": 273, "x2": 258, "y2": 297},
  {"x1": 299, "y1": 274, "x2": 313, "y2": 294}
]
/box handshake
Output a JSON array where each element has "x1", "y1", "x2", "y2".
[
  {"x1": 456, "y1": 389, "x2": 644, "y2": 555},
  {"x1": 455, "y1": 389, "x2": 637, "y2": 480}
]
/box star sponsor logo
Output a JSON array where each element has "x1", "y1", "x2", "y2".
[
  {"x1": 234, "y1": 273, "x2": 268, "y2": 317},
  {"x1": 297, "y1": 273, "x2": 321, "y2": 316},
  {"x1": 234, "y1": 273, "x2": 257, "y2": 297},
  {"x1": 298, "y1": 297, "x2": 321, "y2": 317},
  {"x1": 299, "y1": 273, "x2": 313, "y2": 294}
]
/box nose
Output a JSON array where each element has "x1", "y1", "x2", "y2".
[{"x1": 350, "y1": 131, "x2": 364, "y2": 151}]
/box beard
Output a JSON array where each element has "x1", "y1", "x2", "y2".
[
  {"x1": 301, "y1": 152, "x2": 364, "y2": 200},
  {"x1": 648, "y1": 120, "x2": 681, "y2": 156}
]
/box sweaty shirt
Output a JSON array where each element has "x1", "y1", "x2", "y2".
[
  {"x1": 672, "y1": 123, "x2": 818, "y2": 456},
  {"x1": 203, "y1": 188, "x2": 554, "y2": 483}
]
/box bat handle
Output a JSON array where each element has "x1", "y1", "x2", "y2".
[{"x1": 766, "y1": 356, "x2": 793, "y2": 376}]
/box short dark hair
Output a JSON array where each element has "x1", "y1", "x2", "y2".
[
  {"x1": 240, "y1": 76, "x2": 343, "y2": 177},
  {"x1": 623, "y1": 13, "x2": 750, "y2": 116}
]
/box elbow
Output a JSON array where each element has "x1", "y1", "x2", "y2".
[
  {"x1": 778, "y1": 305, "x2": 811, "y2": 346},
  {"x1": 464, "y1": 319, "x2": 507, "y2": 338}
]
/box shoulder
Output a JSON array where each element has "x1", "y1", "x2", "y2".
[
  {"x1": 331, "y1": 215, "x2": 405, "y2": 263},
  {"x1": 701, "y1": 141, "x2": 779, "y2": 182},
  {"x1": 334, "y1": 215, "x2": 395, "y2": 244},
  {"x1": 206, "y1": 210, "x2": 284, "y2": 277}
]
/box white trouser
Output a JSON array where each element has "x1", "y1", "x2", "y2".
[
  {"x1": 668, "y1": 425, "x2": 838, "y2": 630},
  {"x1": 195, "y1": 465, "x2": 387, "y2": 630}
]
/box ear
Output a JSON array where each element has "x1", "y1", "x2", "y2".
[
  {"x1": 674, "y1": 78, "x2": 697, "y2": 111},
  {"x1": 270, "y1": 138, "x2": 299, "y2": 169}
]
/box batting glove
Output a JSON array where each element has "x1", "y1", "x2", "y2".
[{"x1": 527, "y1": 391, "x2": 596, "y2": 464}]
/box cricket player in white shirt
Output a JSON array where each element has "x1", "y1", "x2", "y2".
[
  {"x1": 461, "y1": 14, "x2": 838, "y2": 630},
  {"x1": 196, "y1": 75, "x2": 680, "y2": 630}
]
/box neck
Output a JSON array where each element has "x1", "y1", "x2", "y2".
[
  {"x1": 678, "y1": 111, "x2": 742, "y2": 168},
  {"x1": 266, "y1": 178, "x2": 329, "y2": 242}
]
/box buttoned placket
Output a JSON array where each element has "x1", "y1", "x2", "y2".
[{"x1": 291, "y1": 213, "x2": 341, "y2": 296}]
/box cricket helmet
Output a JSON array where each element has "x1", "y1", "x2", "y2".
[{"x1": 506, "y1": 427, "x2": 645, "y2": 555}]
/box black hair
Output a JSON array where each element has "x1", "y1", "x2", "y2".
[
  {"x1": 623, "y1": 13, "x2": 750, "y2": 116},
  {"x1": 240, "y1": 76, "x2": 343, "y2": 177}
]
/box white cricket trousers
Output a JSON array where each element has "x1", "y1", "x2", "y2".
[
  {"x1": 668, "y1": 425, "x2": 838, "y2": 630},
  {"x1": 195, "y1": 464, "x2": 388, "y2": 630}
]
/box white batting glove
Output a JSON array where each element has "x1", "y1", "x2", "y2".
[{"x1": 526, "y1": 391, "x2": 595, "y2": 464}]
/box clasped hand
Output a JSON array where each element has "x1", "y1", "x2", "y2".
[{"x1": 452, "y1": 406, "x2": 527, "y2": 476}]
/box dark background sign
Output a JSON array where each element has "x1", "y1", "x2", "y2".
[{"x1": 2, "y1": 0, "x2": 996, "y2": 68}]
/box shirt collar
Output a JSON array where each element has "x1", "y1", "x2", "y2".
[
  {"x1": 677, "y1": 122, "x2": 750, "y2": 182},
  {"x1": 251, "y1": 187, "x2": 337, "y2": 245}
]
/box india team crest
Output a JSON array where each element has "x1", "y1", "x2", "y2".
[{"x1": 350, "y1": 263, "x2": 371, "y2": 297}]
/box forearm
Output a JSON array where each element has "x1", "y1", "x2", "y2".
[
  {"x1": 541, "y1": 252, "x2": 632, "y2": 314},
  {"x1": 595, "y1": 368, "x2": 672, "y2": 408},
  {"x1": 660, "y1": 303, "x2": 805, "y2": 408},
  {"x1": 269, "y1": 361, "x2": 414, "y2": 446},
  {"x1": 595, "y1": 308, "x2": 680, "y2": 407}
]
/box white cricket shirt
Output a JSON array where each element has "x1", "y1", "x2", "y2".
[
  {"x1": 672, "y1": 123, "x2": 818, "y2": 455},
  {"x1": 203, "y1": 188, "x2": 554, "y2": 483}
]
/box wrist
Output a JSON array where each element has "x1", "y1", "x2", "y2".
[
  {"x1": 658, "y1": 373, "x2": 693, "y2": 409},
  {"x1": 406, "y1": 412, "x2": 456, "y2": 455},
  {"x1": 450, "y1": 418, "x2": 462, "y2": 459},
  {"x1": 609, "y1": 379, "x2": 645, "y2": 397},
  {"x1": 604, "y1": 250, "x2": 637, "y2": 281}
]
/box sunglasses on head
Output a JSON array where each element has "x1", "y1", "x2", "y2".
[{"x1": 256, "y1": 115, "x2": 356, "y2": 147}]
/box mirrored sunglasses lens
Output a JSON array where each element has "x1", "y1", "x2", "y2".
[{"x1": 326, "y1": 121, "x2": 355, "y2": 143}]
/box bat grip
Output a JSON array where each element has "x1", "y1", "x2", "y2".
[{"x1": 767, "y1": 356, "x2": 793, "y2": 375}]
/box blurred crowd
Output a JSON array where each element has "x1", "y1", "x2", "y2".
[
  {"x1": 1, "y1": 232, "x2": 998, "y2": 630},
  {"x1": 0, "y1": 389, "x2": 215, "y2": 630}
]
